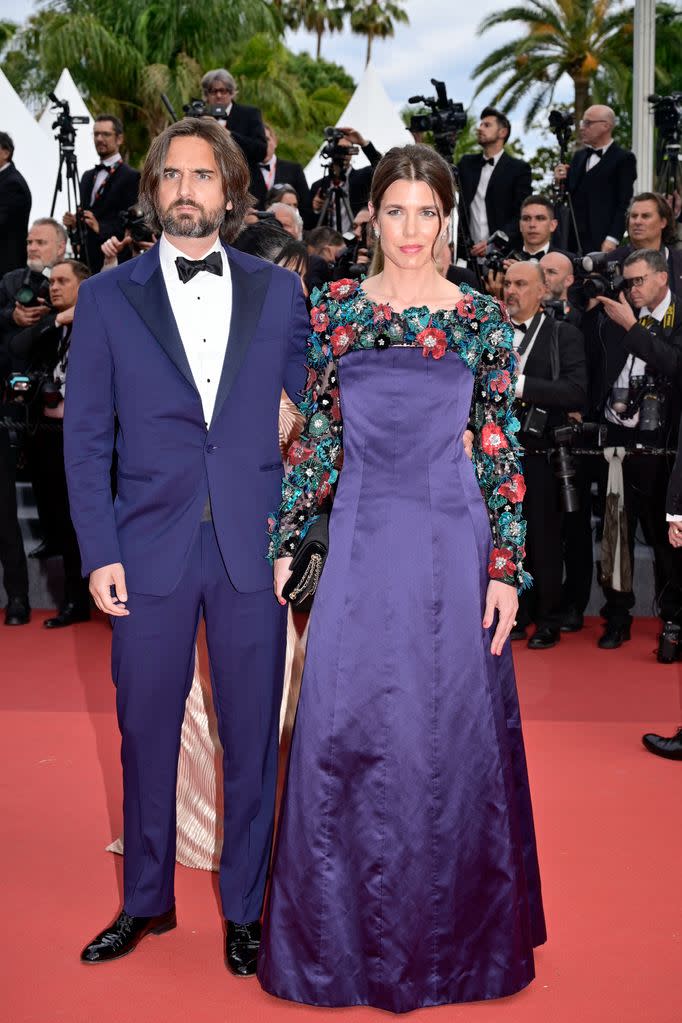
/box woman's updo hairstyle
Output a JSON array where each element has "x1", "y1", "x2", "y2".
[{"x1": 369, "y1": 144, "x2": 456, "y2": 275}]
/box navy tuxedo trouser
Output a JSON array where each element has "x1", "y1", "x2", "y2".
[{"x1": 111, "y1": 520, "x2": 286, "y2": 923}]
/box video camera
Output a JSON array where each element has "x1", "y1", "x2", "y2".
[
  {"x1": 409, "y1": 80, "x2": 467, "y2": 145},
  {"x1": 568, "y1": 252, "x2": 624, "y2": 311},
  {"x1": 320, "y1": 127, "x2": 359, "y2": 166},
  {"x1": 49, "y1": 93, "x2": 89, "y2": 152},
  {"x1": 183, "y1": 99, "x2": 231, "y2": 121},
  {"x1": 119, "y1": 203, "x2": 155, "y2": 244},
  {"x1": 648, "y1": 93, "x2": 682, "y2": 143},
  {"x1": 478, "y1": 230, "x2": 523, "y2": 276},
  {"x1": 548, "y1": 109, "x2": 573, "y2": 150}
]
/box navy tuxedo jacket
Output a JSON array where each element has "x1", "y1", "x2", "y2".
[{"x1": 64, "y1": 242, "x2": 309, "y2": 595}]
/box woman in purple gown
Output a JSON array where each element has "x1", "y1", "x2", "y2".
[{"x1": 259, "y1": 145, "x2": 546, "y2": 1013}]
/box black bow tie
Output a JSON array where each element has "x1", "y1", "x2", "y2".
[
  {"x1": 586, "y1": 147, "x2": 603, "y2": 158},
  {"x1": 259, "y1": 161, "x2": 272, "y2": 170},
  {"x1": 175, "y1": 251, "x2": 223, "y2": 284},
  {"x1": 512, "y1": 321, "x2": 527, "y2": 333},
  {"x1": 94, "y1": 163, "x2": 111, "y2": 172},
  {"x1": 523, "y1": 250, "x2": 547, "y2": 260},
  {"x1": 482, "y1": 157, "x2": 495, "y2": 166}
]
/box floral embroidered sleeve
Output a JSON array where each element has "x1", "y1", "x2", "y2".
[
  {"x1": 468, "y1": 292, "x2": 532, "y2": 591},
  {"x1": 268, "y1": 285, "x2": 343, "y2": 562}
]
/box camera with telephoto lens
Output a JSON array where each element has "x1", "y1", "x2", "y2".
[
  {"x1": 568, "y1": 252, "x2": 624, "y2": 311},
  {"x1": 409, "y1": 79, "x2": 467, "y2": 139},
  {"x1": 478, "y1": 230, "x2": 523, "y2": 275},
  {"x1": 15, "y1": 268, "x2": 51, "y2": 308},
  {"x1": 6, "y1": 371, "x2": 63, "y2": 410},
  {"x1": 542, "y1": 298, "x2": 568, "y2": 321},
  {"x1": 119, "y1": 203, "x2": 155, "y2": 244},
  {"x1": 648, "y1": 93, "x2": 682, "y2": 143},
  {"x1": 611, "y1": 372, "x2": 665, "y2": 433},
  {"x1": 551, "y1": 421, "x2": 606, "y2": 513}
]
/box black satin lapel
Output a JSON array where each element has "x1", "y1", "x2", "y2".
[
  {"x1": 211, "y1": 259, "x2": 271, "y2": 425},
  {"x1": 118, "y1": 267, "x2": 197, "y2": 392}
]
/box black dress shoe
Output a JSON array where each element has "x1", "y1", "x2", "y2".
[
  {"x1": 510, "y1": 625, "x2": 527, "y2": 641},
  {"x1": 225, "y1": 919, "x2": 261, "y2": 977},
  {"x1": 528, "y1": 626, "x2": 560, "y2": 650},
  {"x1": 642, "y1": 727, "x2": 682, "y2": 761},
  {"x1": 28, "y1": 540, "x2": 61, "y2": 560},
  {"x1": 80, "y1": 907, "x2": 176, "y2": 963},
  {"x1": 4, "y1": 596, "x2": 30, "y2": 626},
  {"x1": 598, "y1": 623, "x2": 630, "y2": 649},
  {"x1": 44, "y1": 602, "x2": 91, "y2": 629},
  {"x1": 560, "y1": 607, "x2": 584, "y2": 632}
]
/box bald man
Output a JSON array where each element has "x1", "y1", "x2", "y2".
[{"x1": 555, "y1": 104, "x2": 636, "y2": 255}]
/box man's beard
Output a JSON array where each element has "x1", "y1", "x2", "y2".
[
  {"x1": 27, "y1": 258, "x2": 46, "y2": 272},
  {"x1": 159, "y1": 200, "x2": 226, "y2": 238}
]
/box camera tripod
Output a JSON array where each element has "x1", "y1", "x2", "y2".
[
  {"x1": 655, "y1": 141, "x2": 682, "y2": 199},
  {"x1": 316, "y1": 164, "x2": 355, "y2": 232},
  {"x1": 49, "y1": 94, "x2": 90, "y2": 267},
  {"x1": 549, "y1": 114, "x2": 583, "y2": 255}
]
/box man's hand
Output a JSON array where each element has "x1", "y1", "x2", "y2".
[
  {"x1": 12, "y1": 302, "x2": 49, "y2": 327},
  {"x1": 101, "y1": 234, "x2": 130, "y2": 269},
  {"x1": 554, "y1": 163, "x2": 569, "y2": 182},
  {"x1": 55, "y1": 306, "x2": 75, "y2": 326},
  {"x1": 470, "y1": 240, "x2": 487, "y2": 258},
  {"x1": 43, "y1": 399, "x2": 65, "y2": 420},
  {"x1": 600, "y1": 239, "x2": 617, "y2": 253},
  {"x1": 484, "y1": 269, "x2": 505, "y2": 299},
  {"x1": 669, "y1": 522, "x2": 682, "y2": 548},
  {"x1": 273, "y1": 556, "x2": 293, "y2": 606},
  {"x1": 89, "y1": 563, "x2": 130, "y2": 616},
  {"x1": 63, "y1": 211, "x2": 77, "y2": 229},
  {"x1": 483, "y1": 579, "x2": 519, "y2": 656},
  {"x1": 339, "y1": 126, "x2": 367, "y2": 147},
  {"x1": 463, "y1": 429, "x2": 474, "y2": 460},
  {"x1": 312, "y1": 189, "x2": 324, "y2": 213},
  {"x1": 82, "y1": 210, "x2": 100, "y2": 234},
  {"x1": 596, "y1": 291, "x2": 637, "y2": 330}
]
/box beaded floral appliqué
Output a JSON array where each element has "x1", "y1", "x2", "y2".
[{"x1": 268, "y1": 279, "x2": 531, "y2": 590}]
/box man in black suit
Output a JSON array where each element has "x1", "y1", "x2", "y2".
[
  {"x1": 503, "y1": 261, "x2": 587, "y2": 649},
  {"x1": 201, "y1": 68, "x2": 266, "y2": 196},
  {"x1": 0, "y1": 218, "x2": 67, "y2": 350},
  {"x1": 456, "y1": 107, "x2": 532, "y2": 258},
  {"x1": 555, "y1": 105, "x2": 636, "y2": 255},
  {"x1": 309, "y1": 128, "x2": 382, "y2": 232},
  {"x1": 582, "y1": 248, "x2": 682, "y2": 651},
  {"x1": 63, "y1": 114, "x2": 140, "y2": 272},
  {"x1": 611, "y1": 192, "x2": 682, "y2": 297},
  {"x1": 252, "y1": 123, "x2": 313, "y2": 226},
  {"x1": 0, "y1": 132, "x2": 31, "y2": 278}
]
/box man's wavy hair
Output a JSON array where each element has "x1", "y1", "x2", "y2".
[{"x1": 139, "y1": 118, "x2": 253, "y2": 242}]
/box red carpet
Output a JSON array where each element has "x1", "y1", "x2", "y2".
[{"x1": 2, "y1": 614, "x2": 681, "y2": 1022}]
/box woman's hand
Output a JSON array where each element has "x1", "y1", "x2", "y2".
[
  {"x1": 274, "y1": 556, "x2": 293, "y2": 606},
  {"x1": 482, "y1": 580, "x2": 519, "y2": 656},
  {"x1": 463, "y1": 429, "x2": 474, "y2": 460}
]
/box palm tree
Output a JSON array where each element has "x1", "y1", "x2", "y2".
[
  {"x1": 348, "y1": 0, "x2": 409, "y2": 66},
  {"x1": 471, "y1": 0, "x2": 632, "y2": 129},
  {"x1": 280, "y1": 1, "x2": 346, "y2": 60}
]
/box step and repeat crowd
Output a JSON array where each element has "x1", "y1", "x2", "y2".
[{"x1": 1, "y1": 68, "x2": 682, "y2": 670}]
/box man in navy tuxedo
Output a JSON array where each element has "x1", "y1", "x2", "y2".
[{"x1": 65, "y1": 117, "x2": 309, "y2": 973}]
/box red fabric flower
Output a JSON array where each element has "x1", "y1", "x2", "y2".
[
  {"x1": 310, "y1": 304, "x2": 329, "y2": 332},
  {"x1": 480, "y1": 423, "x2": 509, "y2": 456},
  {"x1": 455, "y1": 296, "x2": 477, "y2": 320},
  {"x1": 488, "y1": 547, "x2": 516, "y2": 580},
  {"x1": 329, "y1": 388, "x2": 342, "y2": 420},
  {"x1": 373, "y1": 303, "x2": 393, "y2": 324},
  {"x1": 316, "y1": 472, "x2": 332, "y2": 502},
  {"x1": 416, "y1": 326, "x2": 448, "y2": 360},
  {"x1": 305, "y1": 366, "x2": 317, "y2": 391},
  {"x1": 489, "y1": 369, "x2": 512, "y2": 394},
  {"x1": 287, "y1": 440, "x2": 316, "y2": 465},
  {"x1": 330, "y1": 324, "x2": 356, "y2": 356},
  {"x1": 497, "y1": 474, "x2": 526, "y2": 503},
  {"x1": 329, "y1": 279, "x2": 359, "y2": 301}
]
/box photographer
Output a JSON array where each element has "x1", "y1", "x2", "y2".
[
  {"x1": 583, "y1": 248, "x2": 682, "y2": 652},
  {"x1": 503, "y1": 261, "x2": 587, "y2": 649},
  {"x1": 0, "y1": 218, "x2": 67, "y2": 351},
  {"x1": 309, "y1": 128, "x2": 382, "y2": 232},
  {"x1": 63, "y1": 114, "x2": 140, "y2": 272},
  {"x1": 456, "y1": 107, "x2": 532, "y2": 259},
  {"x1": 201, "y1": 68, "x2": 266, "y2": 187},
  {"x1": 611, "y1": 192, "x2": 682, "y2": 297},
  {"x1": 0, "y1": 132, "x2": 32, "y2": 278},
  {"x1": 10, "y1": 259, "x2": 91, "y2": 628},
  {"x1": 100, "y1": 204, "x2": 157, "y2": 270},
  {"x1": 254, "y1": 123, "x2": 313, "y2": 227},
  {"x1": 554, "y1": 105, "x2": 636, "y2": 254}
]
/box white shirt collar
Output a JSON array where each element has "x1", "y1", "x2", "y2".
[
  {"x1": 159, "y1": 233, "x2": 223, "y2": 275},
  {"x1": 100, "y1": 153, "x2": 121, "y2": 167},
  {"x1": 0, "y1": 162, "x2": 10, "y2": 174},
  {"x1": 640, "y1": 289, "x2": 672, "y2": 322}
]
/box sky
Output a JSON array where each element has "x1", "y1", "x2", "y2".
[{"x1": 0, "y1": 0, "x2": 580, "y2": 153}]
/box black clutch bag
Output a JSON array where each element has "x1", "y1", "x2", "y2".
[{"x1": 282, "y1": 513, "x2": 329, "y2": 613}]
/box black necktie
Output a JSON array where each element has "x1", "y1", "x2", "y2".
[
  {"x1": 482, "y1": 157, "x2": 495, "y2": 166},
  {"x1": 175, "y1": 251, "x2": 223, "y2": 284},
  {"x1": 586, "y1": 147, "x2": 603, "y2": 158},
  {"x1": 512, "y1": 321, "x2": 527, "y2": 333}
]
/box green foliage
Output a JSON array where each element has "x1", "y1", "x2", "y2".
[{"x1": 348, "y1": 0, "x2": 409, "y2": 66}]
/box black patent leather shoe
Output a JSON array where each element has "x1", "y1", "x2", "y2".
[
  {"x1": 598, "y1": 623, "x2": 630, "y2": 649},
  {"x1": 44, "y1": 602, "x2": 91, "y2": 629},
  {"x1": 4, "y1": 596, "x2": 30, "y2": 626},
  {"x1": 642, "y1": 727, "x2": 682, "y2": 761},
  {"x1": 80, "y1": 907, "x2": 176, "y2": 963},
  {"x1": 528, "y1": 626, "x2": 560, "y2": 650},
  {"x1": 560, "y1": 607, "x2": 584, "y2": 632},
  {"x1": 28, "y1": 540, "x2": 61, "y2": 560},
  {"x1": 225, "y1": 919, "x2": 261, "y2": 977},
  {"x1": 510, "y1": 625, "x2": 527, "y2": 642}
]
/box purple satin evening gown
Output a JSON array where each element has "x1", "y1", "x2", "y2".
[{"x1": 259, "y1": 286, "x2": 546, "y2": 1013}]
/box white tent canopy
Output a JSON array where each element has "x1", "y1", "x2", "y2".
[
  {"x1": 304, "y1": 63, "x2": 413, "y2": 186},
  {"x1": 38, "y1": 68, "x2": 98, "y2": 222},
  {"x1": 0, "y1": 68, "x2": 56, "y2": 223}
]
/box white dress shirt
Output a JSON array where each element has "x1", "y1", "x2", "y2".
[
  {"x1": 260, "y1": 155, "x2": 277, "y2": 191},
  {"x1": 511, "y1": 313, "x2": 545, "y2": 398},
  {"x1": 470, "y1": 150, "x2": 503, "y2": 244},
  {"x1": 90, "y1": 152, "x2": 122, "y2": 205},
  {"x1": 605, "y1": 289, "x2": 672, "y2": 430},
  {"x1": 159, "y1": 234, "x2": 232, "y2": 428}
]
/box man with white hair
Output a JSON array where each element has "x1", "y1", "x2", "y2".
[
  {"x1": 201, "y1": 68, "x2": 266, "y2": 174},
  {"x1": 268, "y1": 202, "x2": 303, "y2": 241},
  {"x1": 555, "y1": 104, "x2": 636, "y2": 255}
]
